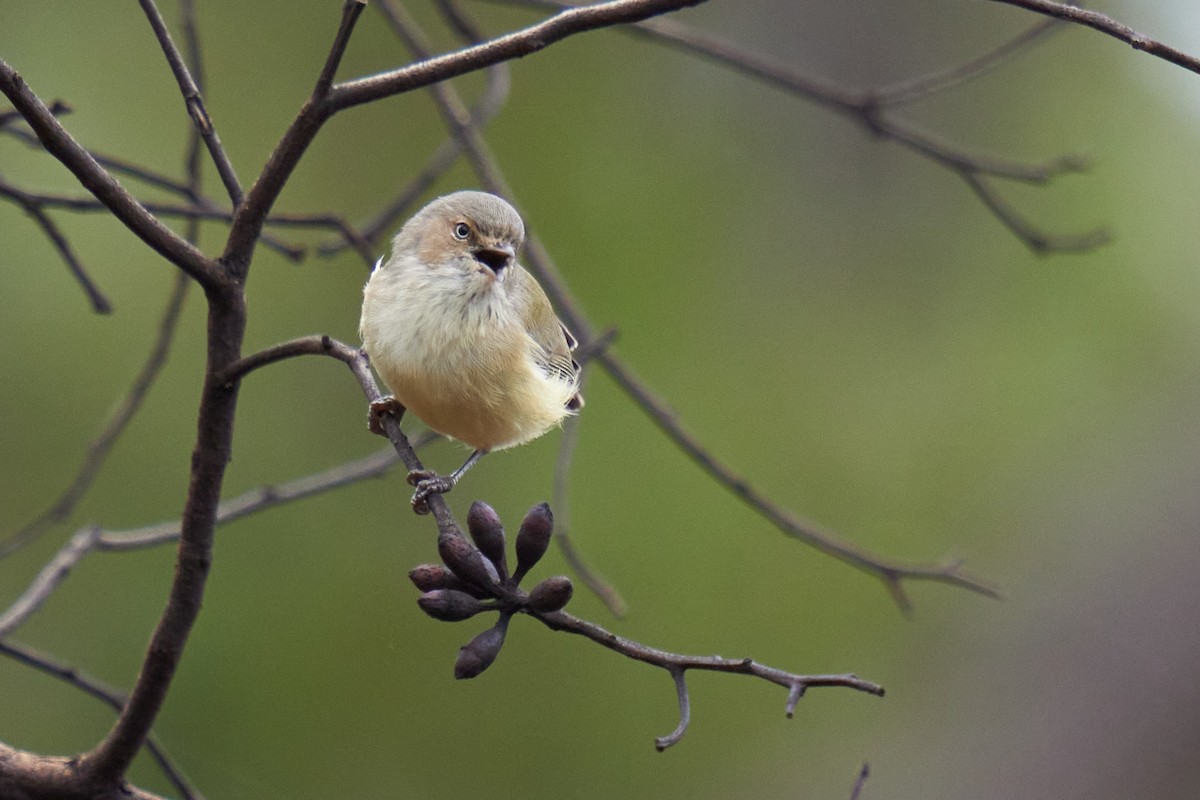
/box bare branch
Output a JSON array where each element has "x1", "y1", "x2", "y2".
[
  {"x1": 960, "y1": 170, "x2": 1110, "y2": 254},
  {"x1": 329, "y1": 0, "x2": 706, "y2": 111},
  {"x1": 228, "y1": 0, "x2": 704, "y2": 268},
  {"x1": 595, "y1": 351, "x2": 1001, "y2": 611},
  {"x1": 491, "y1": 0, "x2": 1103, "y2": 253},
  {"x1": 0, "y1": 185, "x2": 377, "y2": 262},
  {"x1": 0, "y1": 274, "x2": 189, "y2": 559},
  {"x1": 317, "y1": 10, "x2": 513, "y2": 257},
  {"x1": 532, "y1": 606, "x2": 884, "y2": 750},
  {"x1": 0, "y1": 178, "x2": 112, "y2": 313},
  {"x1": 0, "y1": 526, "x2": 99, "y2": 637},
  {"x1": 220, "y1": 2, "x2": 368, "y2": 266},
  {"x1": 989, "y1": 0, "x2": 1200, "y2": 76},
  {"x1": 874, "y1": 17, "x2": 1062, "y2": 106},
  {"x1": 0, "y1": 60, "x2": 217, "y2": 285},
  {"x1": 0, "y1": 446, "x2": 417, "y2": 638},
  {"x1": 849, "y1": 762, "x2": 871, "y2": 800},
  {"x1": 656, "y1": 668, "x2": 691, "y2": 751},
  {"x1": 0, "y1": 640, "x2": 204, "y2": 800},
  {"x1": 217, "y1": 333, "x2": 356, "y2": 386},
  {"x1": 100, "y1": 446, "x2": 412, "y2": 552},
  {"x1": 553, "y1": 367, "x2": 627, "y2": 617},
  {"x1": 315, "y1": 0, "x2": 369, "y2": 98},
  {"x1": 138, "y1": 0, "x2": 243, "y2": 206},
  {"x1": 396, "y1": 0, "x2": 998, "y2": 611}
]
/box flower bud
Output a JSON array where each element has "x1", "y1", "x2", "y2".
[
  {"x1": 409, "y1": 563, "x2": 454, "y2": 592},
  {"x1": 467, "y1": 501, "x2": 508, "y2": 580},
  {"x1": 454, "y1": 616, "x2": 510, "y2": 679},
  {"x1": 438, "y1": 531, "x2": 500, "y2": 592},
  {"x1": 513, "y1": 502, "x2": 553, "y2": 584},
  {"x1": 417, "y1": 589, "x2": 485, "y2": 622},
  {"x1": 526, "y1": 576, "x2": 573, "y2": 613},
  {"x1": 408, "y1": 563, "x2": 490, "y2": 598}
]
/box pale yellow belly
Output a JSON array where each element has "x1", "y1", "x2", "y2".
[{"x1": 379, "y1": 361, "x2": 568, "y2": 452}]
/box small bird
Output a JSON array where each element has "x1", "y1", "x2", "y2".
[{"x1": 360, "y1": 190, "x2": 583, "y2": 513}]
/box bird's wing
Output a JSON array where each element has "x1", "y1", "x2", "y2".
[
  {"x1": 515, "y1": 272, "x2": 579, "y2": 378},
  {"x1": 530, "y1": 319, "x2": 581, "y2": 386}
]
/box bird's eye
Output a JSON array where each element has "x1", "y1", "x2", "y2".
[{"x1": 452, "y1": 222, "x2": 471, "y2": 240}]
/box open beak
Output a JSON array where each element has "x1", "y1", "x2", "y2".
[{"x1": 473, "y1": 244, "x2": 515, "y2": 280}]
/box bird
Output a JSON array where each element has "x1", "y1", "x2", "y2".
[{"x1": 360, "y1": 190, "x2": 583, "y2": 513}]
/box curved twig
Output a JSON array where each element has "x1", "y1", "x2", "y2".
[
  {"x1": 656, "y1": 668, "x2": 690, "y2": 751},
  {"x1": 0, "y1": 60, "x2": 217, "y2": 285},
  {"x1": 0, "y1": 274, "x2": 189, "y2": 559},
  {"x1": 0, "y1": 178, "x2": 111, "y2": 313},
  {"x1": 989, "y1": 0, "x2": 1200, "y2": 76},
  {"x1": 0, "y1": 526, "x2": 100, "y2": 637},
  {"x1": 531, "y1": 606, "x2": 884, "y2": 750},
  {"x1": 139, "y1": 0, "x2": 243, "y2": 206},
  {"x1": 849, "y1": 762, "x2": 871, "y2": 800},
  {"x1": 0, "y1": 639, "x2": 204, "y2": 800},
  {"x1": 394, "y1": 0, "x2": 999, "y2": 611},
  {"x1": 488, "y1": 0, "x2": 1105, "y2": 253}
]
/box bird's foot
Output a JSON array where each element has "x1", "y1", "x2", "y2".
[
  {"x1": 407, "y1": 469, "x2": 457, "y2": 515},
  {"x1": 368, "y1": 396, "x2": 405, "y2": 437}
]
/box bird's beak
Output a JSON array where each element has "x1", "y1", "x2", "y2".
[{"x1": 473, "y1": 244, "x2": 515, "y2": 280}]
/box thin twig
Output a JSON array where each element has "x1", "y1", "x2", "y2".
[
  {"x1": 328, "y1": 0, "x2": 706, "y2": 111},
  {"x1": 317, "y1": 16, "x2": 512, "y2": 256},
  {"x1": 0, "y1": 445, "x2": 421, "y2": 637},
  {"x1": 220, "y1": 0, "x2": 369, "y2": 266},
  {"x1": 849, "y1": 762, "x2": 871, "y2": 800},
  {"x1": 0, "y1": 183, "x2": 376, "y2": 262},
  {"x1": 0, "y1": 273, "x2": 189, "y2": 559},
  {"x1": 595, "y1": 350, "x2": 1001, "y2": 612},
  {"x1": 403, "y1": 0, "x2": 999, "y2": 611},
  {"x1": 138, "y1": 0, "x2": 243, "y2": 206},
  {"x1": 531, "y1": 606, "x2": 884, "y2": 750},
  {"x1": 383, "y1": 0, "x2": 629, "y2": 612},
  {"x1": 100, "y1": 446, "x2": 412, "y2": 551},
  {"x1": 0, "y1": 640, "x2": 205, "y2": 800},
  {"x1": 656, "y1": 668, "x2": 690, "y2": 750},
  {"x1": 960, "y1": 170, "x2": 1110, "y2": 254},
  {"x1": 873, "y1": 18, "x2": 1063, "y2": 106},
  {"x1": 552, "y1": 366, "x2": 627, "y2": 616},
  {"x1": 488, "y1": 0, "x2": 1104, "y2": 253},
  {"x1": 0, "y1": 59, "x2": 217, "y2": 285},
  {"x1": 0, "y1": 178, "x2": 112, "y2": 313},
  {"x1": 315, "y1": 0, "x2": 368, "y2": 98},
  {"x1": 989, "y1": 0, "x2": 1200, "y2": 76},
  {"x1": 0, "y1": 124, "x2": 309, "y2": 260},
  {"x1": 0, "y1": 527, "x2": 100, "y2": 637}
]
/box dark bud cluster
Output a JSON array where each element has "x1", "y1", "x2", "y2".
[{"x1": 409, "y1": 500, "x2": 574, "y2": 679}]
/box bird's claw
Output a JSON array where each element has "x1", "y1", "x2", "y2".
[
  {"x1": 407, "y1": 469, "x2": 456, "y2": 515},
  {"x1": 368, "y1": 396, "x2": 405, "y2": 437}
]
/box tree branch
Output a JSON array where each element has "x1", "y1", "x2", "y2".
[
  {"x1": 138, "y1": 0, "x2": 244, "y2": 207},
  {"x1": 491, "y1": 0, "x2": 1106, "y2": 253},
  {"x1": 0, "y1": 639, "x2": 204, "y2": 800},
  {"x1": 220, "y1": 0, "x2": 367, "y2": 267},
  {"x1": 989, "y1": 0, "x2": 1200, "y2": 76},
  {"x1": 0, "y1": 274, "x2": 188, "y2": 559},
  {"x1": 329, "y1": 0, "x2": 705, "y2": 111},
  {"x1": 532, "y1": 607, "x2": 882, "y2": 750},
  {"x1": 0, "y1": 178, "x2": 112, "y2": 313},
  {"x1": 226, "y1": 0, "x2": 704, "y2": 269},
  {"x1": 0, "y1": 60, "x2": 217, "y2": 286},
  {"x1": 389, "y1": 0, "x2": 998, "y2": 611}
]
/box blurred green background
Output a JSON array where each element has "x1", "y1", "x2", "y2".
[{"x1": 3, "y1": 1, "x2": 1200, "y2": 798}]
